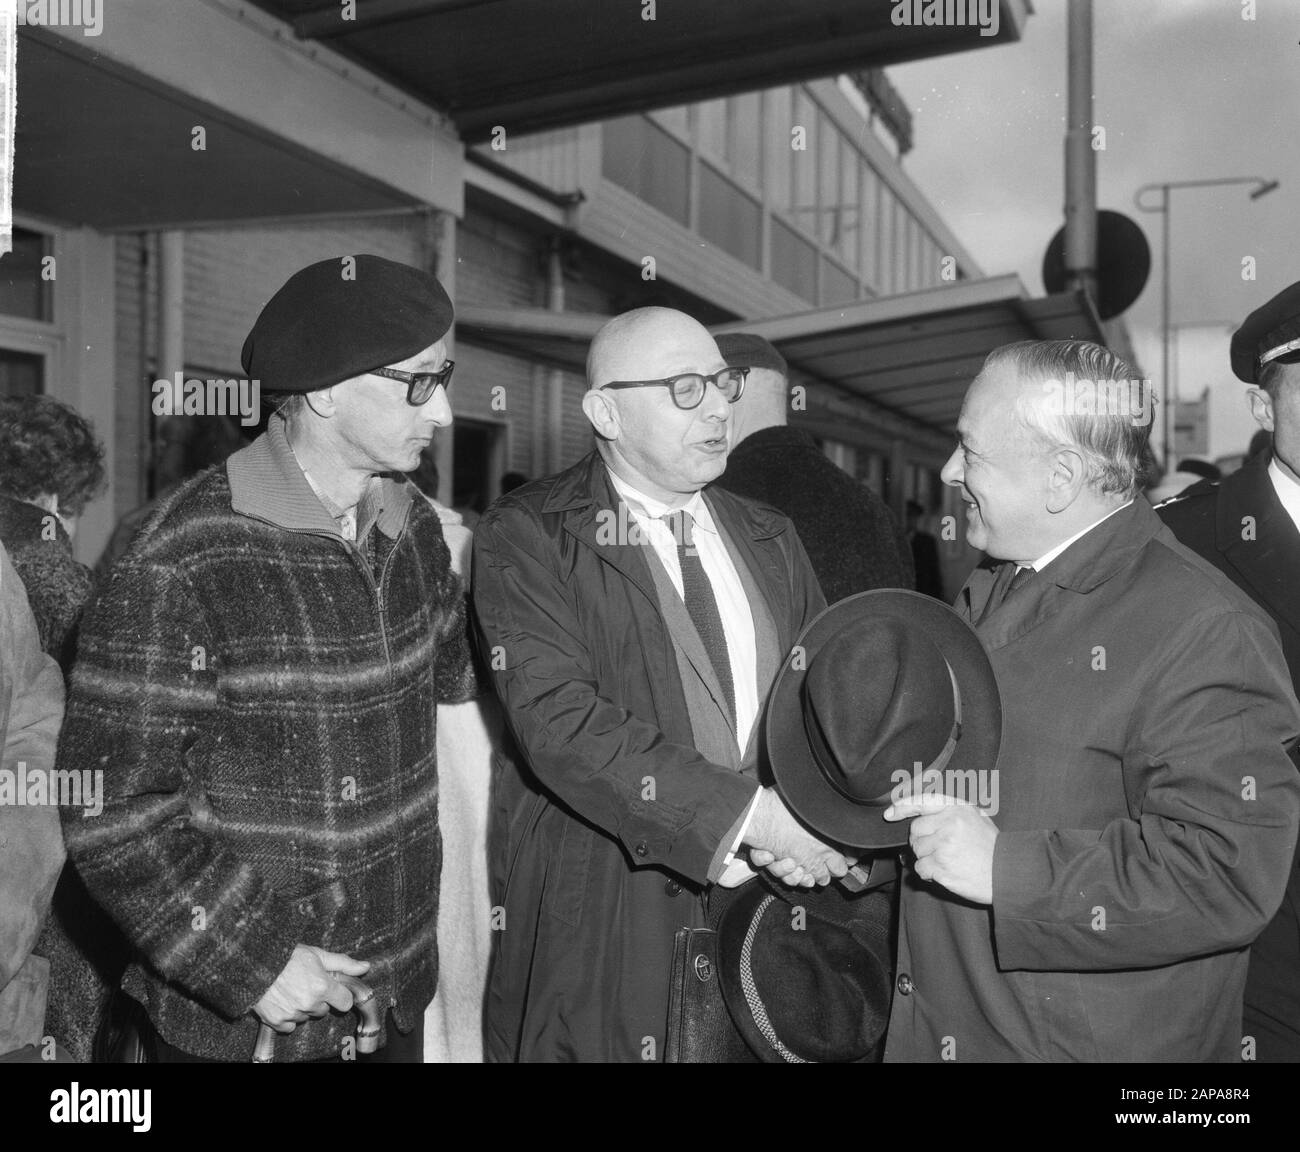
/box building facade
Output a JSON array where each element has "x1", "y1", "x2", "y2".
[{"x1": 3, "y1": 0, "x2": 1058, "y2": 602}]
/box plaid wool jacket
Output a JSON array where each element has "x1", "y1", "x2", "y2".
[{"x1": 56, "y1": 420, "x2": 477, "y2": 1061}]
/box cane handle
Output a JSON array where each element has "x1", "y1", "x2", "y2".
[{"x1": 252, "y1": 972, "x2": 380, "y2": 1063}]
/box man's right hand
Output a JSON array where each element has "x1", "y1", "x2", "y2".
[
  {"x1": 744, "y1": 789, "x2": 853, "y2": 887},
  {"x1": 252, "y1": 945, "x2": 370, "y2": 1034}
]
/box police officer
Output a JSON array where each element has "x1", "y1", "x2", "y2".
[{"x1": 1158, "y1": 281, "x2": 1300, "y2": 1062}]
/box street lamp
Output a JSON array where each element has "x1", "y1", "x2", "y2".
[{"x1": 1134, "y1": 176, "x2": 1278, "y2": 471}]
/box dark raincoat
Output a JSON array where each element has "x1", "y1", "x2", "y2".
[{"x1": 473, "y1": 452, "x2": 823, "y2": 1062}]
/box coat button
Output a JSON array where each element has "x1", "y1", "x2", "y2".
[
  {"x1": 634, "y1": 842, "x2": 649, "y2": 857},
  {"x1": 897, "y1": 974, "x2": 914, "y2": 996},
  {"x1": 664, "y1": 881, "x2": 682, "y2": 896}
]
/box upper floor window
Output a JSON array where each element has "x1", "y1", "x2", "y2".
[
  {"x1": 698, "y1": 163, "x2": 762, "y2": 271},
  {"x1": 602, "y1": 116, "x2": 690, "y2": 226},
  {"x1": 604, "y1": 88, "x2": 960, "y2": 307},
  {"x1": 0, "y1": 349, "x2": 44, "y2": 398}
]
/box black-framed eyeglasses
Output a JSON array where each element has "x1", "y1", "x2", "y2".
[
  {"x1": 600, "y1": 367, "x2": 748, "y2": 410},
  {"x1": 372, "y1": 361, "x2": 455, "y2": 406}
]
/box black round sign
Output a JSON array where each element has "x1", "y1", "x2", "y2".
[{"x1": 1042, "y1": 209, "x2": 1151, "y2": 320}]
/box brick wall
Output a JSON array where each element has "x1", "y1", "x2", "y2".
[{"x1": 183, "y1": 219, "x2": 429, "y2": 375}]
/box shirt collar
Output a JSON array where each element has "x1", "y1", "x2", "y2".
[
  {"x1": 1268, "y1": 456, "x2": 1300, "y2": 533},
  {"x1": 604, "y1": 464, "x2": 717, "y2": 534},
  {"x1": 226, "y1": 414, "x2": 411, "y2": 542},
  {"x1": 301, "y1": 468, "x2": 384, "y2": 546},
  {"x1": 1028, "y1": 499, "x2": 1134, "y2": 572}
]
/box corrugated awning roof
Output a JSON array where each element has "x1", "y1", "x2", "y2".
[
  {"x1": 248, "y1": 0, "x2": 1029, "y2": 142},
  {"x1": 457, "y1": 275, "x2": 1107, "y2": 435},
  {"x1": 714, "y1": 276, "x2": 1107, "y2": 433}
]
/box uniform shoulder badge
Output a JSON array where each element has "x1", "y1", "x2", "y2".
[{"x1": 1153, "y1": 478, "x2": 1220, "y2": 510}]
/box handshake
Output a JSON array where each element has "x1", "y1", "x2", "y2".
[{"x1": 741, "y1": 787, "x2": 855, "y2": 887}]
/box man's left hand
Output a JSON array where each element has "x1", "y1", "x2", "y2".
[{"x1": 884, "y1": 796, "x2": 998, "y2": 905}]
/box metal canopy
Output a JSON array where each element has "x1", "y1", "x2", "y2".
[
  {"x1": 715, "y1": 276, "x2": 1106, "y2": 432},
  {"x1": 457, "y1": 305, "x2": 604, "y2": 374},
  {"x1": 250, "y1": 0, "x2": 1029, "y2": 142},
  {"x1": 458, "y1": 276, "x2": 1107, "y2": 436},
  {"x1": 14, "y1": 33, "x2": 422, "y2": 230}
]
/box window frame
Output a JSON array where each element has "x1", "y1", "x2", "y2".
[{"x1": 0, "y1": 217, "x2": 63, "y2": 398}]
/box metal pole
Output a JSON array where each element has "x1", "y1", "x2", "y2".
[
  {"x1": 155, "y1": 231, "x2": 187, "y2": 496},
  {"x1": 432, "y1": 210, "x2": 457, "y2": 508},
  {"x1": 1161, "y1": 187, "x2": 1172, "y2": 472},
  {"x1": 1064, "y1": 0, "x2": 1097, "y2": 301},
  {"x1": 545, "y1": 238, "x2": 566, "y2": 475},
  {"x1": 1133, "y1": 175, "x2": 1277, "y2": 474}
]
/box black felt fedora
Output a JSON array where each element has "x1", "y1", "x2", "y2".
[
  {"x1": 716, "y1": 879, "x2": 892, "y2": 1063},
  {"x1": 765, "y1": 590, "x2": 1001, "y2": 850}
]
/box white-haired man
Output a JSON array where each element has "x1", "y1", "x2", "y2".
[{"x1": 884, "y1": 339, "x2": 1300, "y2": 1062}]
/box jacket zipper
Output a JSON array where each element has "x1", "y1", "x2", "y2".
[{"x1": 240, "y1": 509, "x2": 410, "y2": 1013}]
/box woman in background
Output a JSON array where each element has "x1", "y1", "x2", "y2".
[
  {"x1": 0, "y1": 394, "x2": 120, "y2": 1063},
  {"x1": 0, "y1": 394, "x2": 105, "y2": 667}
]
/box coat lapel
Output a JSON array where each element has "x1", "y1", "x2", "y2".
[
  {"x1": 1215, "y1": 455, "x2": 1300, "y2": 640},
  {"x1": 559, "y1": 455, "x2": 738, "y2": 737},
  {"x1": 961, "y1": 560, "x2": 999, "y2": 625},
  {"x1": 559, "y1": 455, "x2": 660, "y2": 611},
  {"x1": 972, "y1": 500, "x2": 1159, "y2": 652}
]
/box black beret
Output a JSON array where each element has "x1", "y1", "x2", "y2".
[
  {"x1": 1231, "y1": 280, "x2": 1300, "y2": 384},
  {"x1": 715, "y1": 332, "x2": 789, "y2": 378},
  {"x1": 241, "y1": 255, "x2": 453, "y2": 393}
]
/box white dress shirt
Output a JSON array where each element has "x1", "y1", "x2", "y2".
[{"x1": 1268, "y1": 457, "x2": 1300, "y2": 534}]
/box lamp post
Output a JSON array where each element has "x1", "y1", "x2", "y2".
[{"x1": 1135, "y1": 176, "x2": 1278, "y2": 471}]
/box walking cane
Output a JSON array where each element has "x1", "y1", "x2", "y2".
[{"x1": 251, "y1": 973, "x2": 383, "y2": 1062}]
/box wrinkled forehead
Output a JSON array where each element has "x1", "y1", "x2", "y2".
[{"x1": 592, "y1": 318, "x2": 725, "y2": 385}]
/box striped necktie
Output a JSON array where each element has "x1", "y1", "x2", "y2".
[{"x1": 663, "y1": 510, "x2": 735, "y2": 719}]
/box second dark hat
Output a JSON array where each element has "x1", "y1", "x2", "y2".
[
  {"x1": 716, "y1": 879, "x2": 892, "y2": 1064},
  {"x1": 715, "y1": 332, "x2": 788, "y2": 377}
]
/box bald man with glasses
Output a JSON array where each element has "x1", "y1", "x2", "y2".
[{"x1": 474, "y1": 306, "x2": 847, "y2": 1063}]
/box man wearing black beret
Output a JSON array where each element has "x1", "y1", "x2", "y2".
[
  {"x1": 1159, "y1": 279, "x2": 1300, "y2": 1062},
  {"x1": 56, "y1": 255, "x2": 479, "y2": 1062}
]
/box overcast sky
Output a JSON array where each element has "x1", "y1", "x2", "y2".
[{"x1": 890, "y1": 0, "x2": 1297, "y2": 453}]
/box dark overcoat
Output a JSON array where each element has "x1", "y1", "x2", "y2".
[
  {"x1": 885, "y1": 498, "x2": 1300, "y2": 1062},
  {"x1": 473, "y1": 452, "x2": 823, "y2": 1062},
  {"x1": 1159, "y1": 452, "x2": 1300, "y2": 1060},
  {"x1": 714, "y1": 425, "x2": 914, "y2": 603}
]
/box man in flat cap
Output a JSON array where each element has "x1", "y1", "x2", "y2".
[
  {"x1": 474, "y1": 306, "x2": 850, "y2": 1062},
  {"x1": 711, "y1": 332, "x2": 913, "y2": 603},
  {"x1": 56, "y1": 255, "x2": 478, "y2": 1062},
  {"x1": 882, "y1": 338, "x2": 1299, "y2": 1062},
  {"x1": 1159, "y1": 280, "x2": 1300, "y2": 1061}
]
